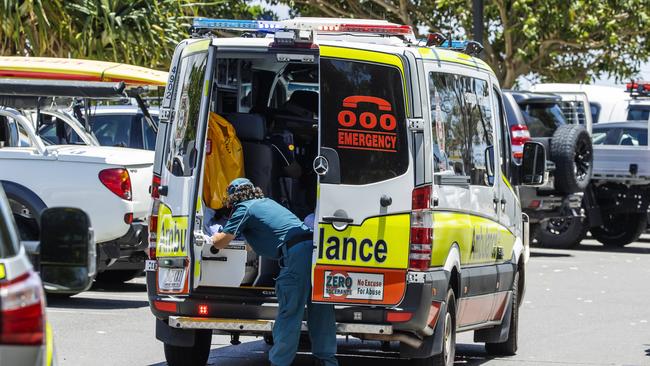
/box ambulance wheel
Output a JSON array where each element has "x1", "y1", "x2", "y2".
[
  {"x1": 164, "y1": 330, "x2": 212, "y2": 366},
  {"x1": 263, "y1": 334, "x2": 274, "y2": 345},
  {"x1": 485, "y1": 270, "x2": 519, "y2": 356},
  {"x1": 414, "y1": 288, "x2": 456, "y2": 366}
]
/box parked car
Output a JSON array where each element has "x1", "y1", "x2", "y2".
[
  {"x1": 0, "y1": 79, "x2": 154, "y2": 284},
  {"x1": 531, "y1": 83, "x2": 650, "y2": 123},
  {"x1": 0, "y1": 183, "x2": 95, "y2": 365},
  {"x1": 503, "y1": 90, "x2": 593, "y2": 248},
  {"x1": 146, "y1": 18, "x2": 548, "y2": 366},
  {"x1": 580, "y1": 120, "x2": 650, "y2": 246}
]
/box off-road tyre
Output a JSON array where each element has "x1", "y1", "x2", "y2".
[
  {"x1": 95, "y1": 269, "x2": 142, "y2": 283},
  {"x1": 413, "y1": 289, "x2": 456, "y2": 366},
  {"x1": 164, "y1": 330, "x2": 212, "y2": 366},
  {"x1": 535, "y1": 217, "x2": 588, "y2": 249},
  {"x1": 485, "y1": 270, "x2": 520, "y2": 356},
  {"x1": 550, "y1": 124, "x2": 592, "y2": 194},
  {"x1": 591, "y1": 212, "x2": 647, "y2": 247}
]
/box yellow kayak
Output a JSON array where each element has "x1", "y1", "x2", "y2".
[{"x1": 0, "y1": 56, "x2": 168, "y2": 86}]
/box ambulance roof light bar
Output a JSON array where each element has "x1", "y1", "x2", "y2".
[{"x1": 191, "y1": 17, "x2": 415, "y2": 38}]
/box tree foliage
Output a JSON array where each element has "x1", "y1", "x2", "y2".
[
  {"x1": 0, "y1": 0, "x2": 273, "y2": 70},
  {"x1": 280, "y1": 0, "x2": 650, "y2": 87}
]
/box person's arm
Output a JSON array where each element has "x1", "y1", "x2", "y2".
[{"x1": 211, "y1": 232, "x2": 235, "y2": 249}]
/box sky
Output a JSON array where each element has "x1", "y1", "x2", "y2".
[{"x1": 254, "y1": 2, "x2": 649, "y2": 88}]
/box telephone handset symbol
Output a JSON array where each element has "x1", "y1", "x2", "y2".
[{"x1": 342, "y1": 96, "x2": 392, "y2": 111}]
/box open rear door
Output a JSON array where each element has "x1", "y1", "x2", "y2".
[
  {"x1": 155, "y1": 40, "x2": 214, "y2": 295},
  {"x1": 312, "y1": 46, "x2": 413, "y2": 306}
]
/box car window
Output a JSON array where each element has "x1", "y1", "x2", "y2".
[
  {"x1": 520, "y1": 103, "x2": 567, "y2": 137},
  {"x1": 165, "y1": 52, "x2": 209, "y2": 177},
  {"x1": 143, "y1": 116, "x2": 158, "y2": 150},
  {"x1": 593, "y1": 127, "x2": 647, "y2": 146},
  {"x1": 627, "y1": 106, "x2": 650, "y2": 121},
  {"x1": 590, "y1": 102, "x2": 601, "y2": 123},
  {"x1": 320, "y1": 58, "x2": 408, "y2": 185},
  {"x1": 38, "y1": 116, "x2": 86, "y2": 145},
  {"x1": 91, "y1": 115, "x2": 133, "y2": 147},
  {"x1": 429, "y1": 72, "x2": 495, "y2": 186}
]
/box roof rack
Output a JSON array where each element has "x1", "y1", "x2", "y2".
[{"x1": 626, "y1": 80, "x2": 650, "y2": 98}]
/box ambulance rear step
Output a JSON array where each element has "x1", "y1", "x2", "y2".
[{"x1": 168, "y1": 316, "x2": 393, "y2": 335}]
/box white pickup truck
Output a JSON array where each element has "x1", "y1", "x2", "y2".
[{"x1": 0, "y1": 79, "x2": 154, "y2": 281}]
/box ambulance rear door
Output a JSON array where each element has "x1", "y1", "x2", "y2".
[
  {"x1": 155, "y1": 40, "x2": 214, "y2": 296},
  {"x1": 312, "y1": 46, "x2": 413, "y2": 306}
]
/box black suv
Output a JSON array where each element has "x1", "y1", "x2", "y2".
[{"x1": 504, "y1": 91, "x2": 593, "y2": 248}]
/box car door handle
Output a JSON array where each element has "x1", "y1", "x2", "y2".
[
  {"x1": 500, "y1": 198, "x2": 507, "y2": 205},
  {"x1": 322, "y1": 216, "x2": 354, "y2": 224},
  {"x1": 158, "y1": 185, "x2": 168, "y2": 197}
]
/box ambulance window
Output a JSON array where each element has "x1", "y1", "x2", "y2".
[
  {"x1": 429, "y1": 73, "x2": 494, "y2": 186},
  {"x1": 320, "y1": 58, "x2": 408, "y2": 185},
  {"x1": 493, "y1": 87, "x2": 511, "y2": 176},
  {"x1": 166, "y1": 52, "x2": 208, "y2": 177}
]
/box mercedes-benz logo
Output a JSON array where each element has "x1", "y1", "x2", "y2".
[{"x1": 313, "y1": 155, "x2": 329, "y2": 176}]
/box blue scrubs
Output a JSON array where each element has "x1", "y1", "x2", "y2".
[{"x1": 222, "y1": 198, "x2": 338, "y2": 366}]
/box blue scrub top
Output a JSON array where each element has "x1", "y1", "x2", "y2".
[{"x1": 222, "y1": 198, "x2": 311, "y2": 259}]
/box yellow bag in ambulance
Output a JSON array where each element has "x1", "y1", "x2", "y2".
[{"x1": 202, "y1": 112, "x2": 245, "y2": 209}]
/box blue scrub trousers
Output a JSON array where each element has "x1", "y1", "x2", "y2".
[{"x1": 269, "y1": 240, "x2": 338, "y2": 366}]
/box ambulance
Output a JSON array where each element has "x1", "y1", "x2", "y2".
[{"x1": 145, "y1": 18, "x2": 547, "y2": 366}]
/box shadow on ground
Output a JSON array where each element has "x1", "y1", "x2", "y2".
[
  {"x1": 148, "y1": 340, "x2": 496, "y2": 366},
  {"x1": 47, "y1": 296, "x2": 148, "y2": 310}
]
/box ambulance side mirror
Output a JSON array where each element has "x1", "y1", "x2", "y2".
[
  {"x1": 39, "y1": 207, "x2": 96, "y2": 294},
  {"x1": 520, "y1": 142, "x2": 546, "y2": 186}
]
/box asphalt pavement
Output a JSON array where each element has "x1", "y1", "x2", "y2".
[{"x1": 47, "y1": 235, "x2": 650, "y2": 366}]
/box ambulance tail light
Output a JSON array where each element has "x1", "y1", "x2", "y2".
[
  {"x1": 510, "y1": 124, "x2": 531, "y2": 159},
  {"x1": 148, "y1": 213, "x2": 158, "y2": 260},
  {"x1": 150, "y1": 175, "x2": 161, "y2": 199},
  {"x1": 99, "y1": 168, "x2": 132, "y2": 201},
  {"x1": 410, "y1": 185, "x2": 433, "y2": 271},
  {"x1": 0, "y1": 271, "x2": 45, "y2": 345}
]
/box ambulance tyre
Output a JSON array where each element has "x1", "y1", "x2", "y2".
[
  {"x1": 163, "y1": 330, "x2": 212, "y2": 366},
  {"x1": 485, "y1": 270, "x2": 519, "y2": 356},
  {"x1": 414, "y1": 288, "x2": 456, "y2": 366}
]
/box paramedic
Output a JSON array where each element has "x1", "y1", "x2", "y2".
[{"x1": 202, "y1": 178, "x2": 338, "y2": 366}]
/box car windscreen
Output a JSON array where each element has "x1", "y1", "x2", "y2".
[
  {"x1": 593, "y1": 126, "x2": 647, "y2": 146},
  {"x1": 520, "y1": 102, "x2": 567, "y2": 137},
  {"x1": 627, "y1": 105, "x2": 650, "y2": 121}
]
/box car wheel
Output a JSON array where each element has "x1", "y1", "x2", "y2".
[
  {"x1": 536, "y1": 216, "x2": 588, "y2": 249},
  {"x1": 164, "y1": 330, "x2": 212, "y2": 366},
  {"x1": 550, "y1": 124, "x2": 593, "y2": 194},
  {"x1": 485, "y1": 270, "x2": 519, "y2": 356},
  {"x1": 590, "y1": 212, "x2": 647, "y2": 247},
  {"x1": 95, "y1": 270, "x2": 142, "y2": 283},
  {"x1": 413, "y1": 288, "x2": 456, "y2": 366}
]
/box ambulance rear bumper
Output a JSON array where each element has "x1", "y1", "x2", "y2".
[{"x1": 168, "y1": 316, "x2": 393, "y2": 335}]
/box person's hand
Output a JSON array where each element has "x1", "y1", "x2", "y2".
[{"x1": 195, "y1": 232, "x2": 213, "y2": 247}]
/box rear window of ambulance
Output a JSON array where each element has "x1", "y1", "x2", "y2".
[{"x1": 320, "y1": 58, "x2": 408, "y2": 185}]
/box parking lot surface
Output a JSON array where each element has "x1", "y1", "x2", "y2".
[{"x1": 47, "y1": 236, "x2": 650, "y2": 366}]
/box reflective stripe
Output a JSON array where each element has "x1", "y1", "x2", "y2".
[
  {"x1": 417, "y1": 47, "x2": 494, "y2": 74},
  {"x1": 181, "y1": 39, "x2": 211, "y2": 58},
  {"x1": 46, "y1": 321, "x2": 53, "y2": 366}
]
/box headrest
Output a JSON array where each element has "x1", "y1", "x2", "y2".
[
  {"x1": 222, "y1": 113, "x2": 266, "y2": 141},
  {"x1": 285, "y1": 90, "x2": 318, "y2": 116}
]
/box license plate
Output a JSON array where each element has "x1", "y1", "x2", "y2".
[
  {"x1": 144, "y1": 260, "x2": 157, "y2": 272},
  {"x1": 323, "y1": 271, "x2": 384, "y2": 301},
  {"x1": 158, "y1": 268, "x2": 186, "y2": 291}
]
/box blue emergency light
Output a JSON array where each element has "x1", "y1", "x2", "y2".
[{"x1": 192, "y1": 18, "x2": 282, "y2": 32}]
